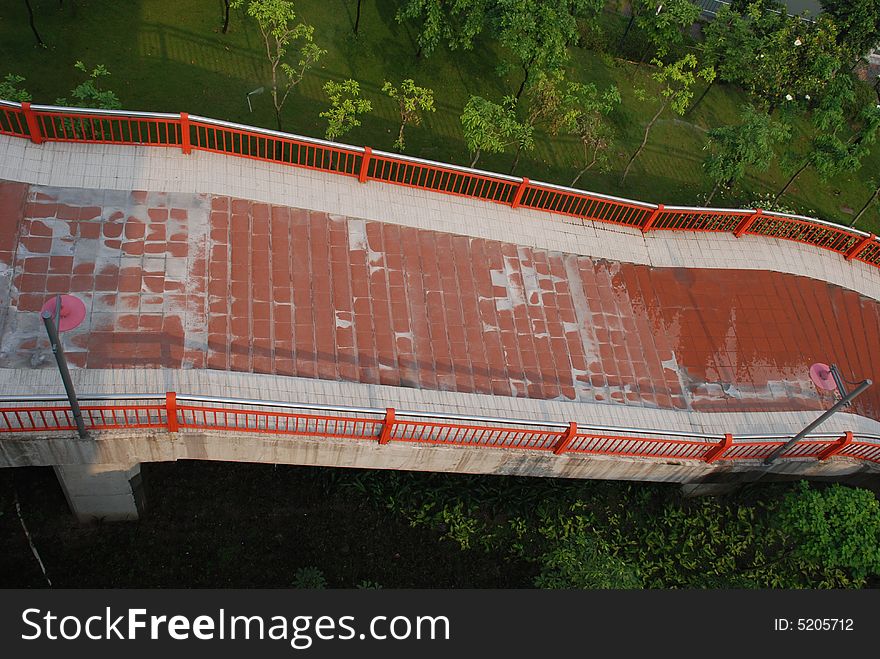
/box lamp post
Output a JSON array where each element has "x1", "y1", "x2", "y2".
[
  {"x1": 246, "y1": 87, "x2": 264, "y2": 112},
  {"x1": 40, "y1": 294, "x2": 87, "y2": 439},
  {"x1": 763, "y1": 363, "x2": 872, "y2": 466}
]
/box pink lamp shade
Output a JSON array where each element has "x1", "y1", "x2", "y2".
[
  {"x1": 40, "y1": 295, "x2": 87, "y2": 332},
  {"x1": 809, "y1": 363, "x2": 837, "y2": 391}
]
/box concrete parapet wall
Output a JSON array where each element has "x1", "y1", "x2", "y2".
[{"x1": 1, "y1": 429, "x2": 876, "y2": 484}]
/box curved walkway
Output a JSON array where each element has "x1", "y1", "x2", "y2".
[
  {"x1": 1, "y1": 136, "x2": 880, "y2": 441},
  {"x1": 1, "y1": 178, "x2": 880, "y2": 429}
]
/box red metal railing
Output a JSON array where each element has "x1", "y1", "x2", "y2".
[
  {"x1": 1, "y1": 393, "x2": 878, "y2": 467},
  {"x1": 2, "y1": 100, "x2": 879, "y2": 268}
]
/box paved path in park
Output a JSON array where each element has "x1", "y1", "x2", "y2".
[{"x1": 2, "y1": 179, "x2": 879, "y2": 422}]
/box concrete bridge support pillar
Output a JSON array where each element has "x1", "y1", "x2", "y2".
[{"x1": 53, "y1": 462, "x2": 145, "y2": 523}]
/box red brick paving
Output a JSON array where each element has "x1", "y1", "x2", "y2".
[{"x1": 2, "y1": 181, "x2": 879, "y2": 421}]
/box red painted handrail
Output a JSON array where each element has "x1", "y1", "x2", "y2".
[
  {"x1": 0, "y1": 395, "x2": 878, "y2": 466},
  {"x1": 1, "y1": 101, "x2": 878, "y2": 270}
]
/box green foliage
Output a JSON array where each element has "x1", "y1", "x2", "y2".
[
  {"x1": 820, "y1": 0, "x2": 880, "y2": 61},
  {"x1": 535, "y1": 532, "x2": 642, "y2": 589},
  {"x1": 395, "y1": 0, "x2": 448, "y2": 57},
  {"x1": 493, "y1": 0, "x2": 601, "y2": 97},
  {"x1": 232, "y1": 0, "x2": 326, "y2": 129},
  {"x1": 55, "y1": 62, "x2": 121, "y2": 110},
  {"x1": 703, "y1": 105, "x2": 790, "y2": 202},
  {"x1": 351, "y1": 471, "x2": 880, "y2": 589},
  {"x1": 382, "y1": 78, "x2": 436, "y2": 151},
  {"x1": 320, "y1": 79, "x2": 372, "y2": 141},
  {"x1": 292, "y1": 566, "x2": 327, "y2": 588},
  {"x1": 772, "y1": 482, "x2": 880, "y2": 579},
  {"x1": 634, "y1": 0, "x2": 701, "y2": 59},
  {"x1": 460, "y1": 95, "x2": 533, "y2": 166},
  {"x1": 356, "y1": 580, "x2": 383, "y2": 589},
  {"x1": 652, "y1": 53, "x2": 715, "y2": 116},
  {"x1": 700, "y1": 5, "x2": 761, "y2": 86},
  {"x1": 744, "y1": 3, "x2": 842, "y2": 110},
  {"x1": 554, "y1": 81, "x2": 621, "y2": 184},
  {"x1": 0, "y1": 74, "x2": 31, "y2": 103}
]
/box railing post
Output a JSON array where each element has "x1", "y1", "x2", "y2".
[
  {"x1": 21, "y1": 102, "x2": 43, "y2": 145},
  {"x1": 641, "y1": 204, "x2": 664, "y2": 232},
  {"x1": 358, "y1": 146, "x2": 372, "y2": 183},
  {"x1": 817, "y1": 431, "x2": 853, "y2": 461},
  {"x1": 179, "y1": 112, "x2": 192, "y2": 155},
  {"x1": 704, "y1": 433, "x2": 733, "y2": 463},
  {"x1": 845, "y1": 233, "x2": 875, "y2": 261},
  {"x1": 378, "y1": 407, "x2": 395, "y2": 444},
  {"x1": 511, "y1": 177, "x2": 529, "y2": 209},
  {"x1": 166, "y1": 391, "x2": 179, "y2": 432},
  {"x1": 552, "y1": 422, "x2": 578, "y2": 455},
  {"x1": 734, "y1": 208, "x2": 762, "y2": 238}
]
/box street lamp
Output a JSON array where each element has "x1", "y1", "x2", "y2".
[
  {"x1": 763, "y1": 363, "x2": 872, "y2": 465},
  {"x1": 39, "y1": 294, "x2": 87, "y2": 439},
  {"x1": 246, "y1": 87, "x2": 264, "y2": 112}
]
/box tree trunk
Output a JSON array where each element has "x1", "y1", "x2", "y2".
[
  {"x1": 773, "y1": 159, "x2": 809, "y2": 202},
  {"x1": 632, "y1": 42, "x2": 652, "y2": 77},
  {"x1": 618, "y1": 14, "x2": 635, "y2": 53},
  {"x1": 222, "y1": 0, "x2": 231, "y2": 34},
  {"x1": 705, "y1": 181, "x2": 722, "y2": 205},
  {"x1": 24, "y1": 0, "x2": 45, "y2": 48},
  {"x1": 687, "y1": 78, "x2": 715, "y2": 116},
  {"x1": 571, "y1": 146, "x2": 600, "y2": 186},
  {"x1": 509, "y1": 143, "x2": 523, "y2": 174},
  {"x1": 274, "y1": 104, "x2": 282, "y2": 131},
  {"x1": 396, "y1": 123, "x2": 406, "y2": 151},
  {"x1": 621, "y1": 100, "x2": 667, "y2": 184},
  {"x1": 354, "y1": 0, "x2": 362, "y2": 35},
  {"x1": 470, "y1": 149, "x2": 481, "y2": 168},
  {"x1": 515, "y1": 63, "x2": 531, "y2": 102},
  {"x1": 850, "y1": 184, "x2": 880, "y2": 227}
]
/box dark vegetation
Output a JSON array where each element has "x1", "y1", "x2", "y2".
[{"x1": 1, "y1": 463, "x2": 878, "y2": 589}]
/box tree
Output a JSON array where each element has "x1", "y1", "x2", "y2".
[
  {"x1": 353, "y1": 0, "x2": 364, "y2": 35},
  {"x1": 744, "y1": 7, "x2": 843, "y2": 112},
  {"x1": 554, "y1": 82, "x2": 621, "y2": 186},
  {"x1": 508, "y1": 71, "x2": 565, "y2": 173},
  {"x1": 771, "y1": 482, "x2": 880, "y2": 581},
  {"x1": 0, "y1": 74, "x2": 31, "y2": 103},
  {"x1": 460, "y1": 95, "x2": 533, "y2": 167},
  {"x1": 689, "y1": 4, "x2": 757, "y2": 113},
  {"x1": 231, "y1": 0, "x2": 326, "y2": 130},
  {"x1": 851, "y1": 178, "x2": 880, "y2": 226},
  {"x1": 493, "y1": 0, "x2": 601, "y2": 101},
  {"x1": 222, "y1": 0, "x2": 232, "y2": 33},
  {"x1": 621, "y1": 54, "x2": 714, "y2": 183},
  {"x1": 446, "y1": 0, "x2": 494, "y2": 51},
  {"x1": 395, "y1": 0, "x2": 448, "y2": 58},
  {"x1": 703, "y1": 105, "x2": 790, "y2": 204},
  {"x1": 632, "y1": 0, "x2": 700, "y2": 71},
  {"x1": 820, "y1": 0, "x2": 880, "y2": 63},
  {"x1": 774, "y1": 75, "x2": 880, "y2": 201},
  {"x1": 55, "y1": 62, "x2": 121, "y2": 110},
  {"x1": 320, "y1": 79, "x2": 372, "y2": 141},
  {"x1": 23, "y1": 0, "x2": 46, "y2": 48},
  {"x1": 382, "y1": 79, "x2": 436, "y2": 151}
]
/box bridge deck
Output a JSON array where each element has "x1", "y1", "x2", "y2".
[{"x1": 1, "y1": 179, "x2": 878, "y2": 422}]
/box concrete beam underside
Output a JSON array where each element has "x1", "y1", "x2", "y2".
[{"x1": 53, "y1": 461, "x2": 144, "y2": 523}]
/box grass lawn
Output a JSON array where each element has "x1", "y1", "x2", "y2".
[{"x1": 1, "y1": 0, "x2": 879, "y2": 233}]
